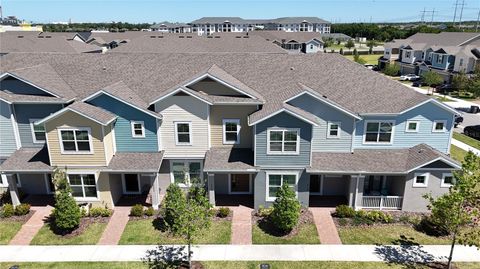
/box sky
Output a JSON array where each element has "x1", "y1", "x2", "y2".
[{"x1": 2, "y1": 0, "x2": 480, "y2": 24}]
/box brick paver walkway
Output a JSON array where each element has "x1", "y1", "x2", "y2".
[
  {"x1": 230, "y1": 206, "x2": 253, "y2": 245},
  {"x1": 310, "y1": 207, "x2": 342, "y2": 245},
  {"x1": 98, "y1": 207, "x2": 131, "y2": 245},
  {"x1": 9, "y1": 206, "x2": 53, "y2": 245}
]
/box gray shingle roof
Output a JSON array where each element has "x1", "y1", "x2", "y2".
[
  {"x1": 0, "y1": 91, "x2": 69, "y2": 104},
  {"x1": 191, "y1": 17, "x2": 247, "y2": 24},
  {"x1": 67, "y1": 102, "x2": 117, "y2": 125},
  {"x1": 0, "y1": 33, "x2": 101, "y2": 54},
  {"x1": 106, "y1": 152, "x2": 164, "y2": 172},
  {"x1": 204, "y1": 148, "x2": 256, "y2": 172},
  {"x1": 249, "y1": 31, "x2": 323, "y2": 44},
  {"x1": 101, "y1": 81, "x2": 149, "y2": 109},
  {"x1": 0, "y1": 147, "x2": 51, "y2": 172}
]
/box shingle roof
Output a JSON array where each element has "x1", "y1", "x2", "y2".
[
  {"x1": 191, "y1": 17, "x2": 247, "y2": 24},
  {"x1": 101, "y1": 81, "x2": 149, "y2": 109},
  {"x1": 0, "y1": 91, "x2": 69, "y2": 104},
  {"x1": 66, "y1": 102, "x2": 117, "y2": 125},
  {"x1": 0, "y1": 33, "x2": 101, "y2": 54},
  {"x1": 106, "y1": 152, "x2": 164, "y2": 172},
  {"x1": 204, "y1": 148, "x2": 257, "y2": 172},
  {"x1": 0, "y1": 147, "x2": 51, "y2": 172},
  {"x1": 272, "y1": 17, "x2": 330, "y2": 24},
  {"x1": 250, "y1": 31, "x2": 323, "y2": 44}
]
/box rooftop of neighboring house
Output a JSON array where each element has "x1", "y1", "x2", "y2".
[
  {"x1": 150, "y1": 21, "x2": 190, "y2": 29},
  {"x1": 84, "y1": 31, "x2": 150, "y2": 45},
  {"x1": 248, "y1": 31, "x2": 323, "y2": 44},
  {"x1": 190, "y1": 16, "x2": 330, "y2": 25},
  {"x1": 391, "y1": 32, "x2": 480, "y2": 51}
]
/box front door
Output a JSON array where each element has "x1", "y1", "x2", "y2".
[
  {"x1": 310, "y1": 174, "x2": 322, "y2": 195},
  {"x1": 230, "y1": 174, "x2": 251, "y2": 194},
  {"x1": 123, "y1": 174, "x2": 140, "y2": 194}
]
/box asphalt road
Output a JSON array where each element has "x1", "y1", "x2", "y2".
[{"x1": 454, "y1": 109, "x2": 480, "y2": 133}]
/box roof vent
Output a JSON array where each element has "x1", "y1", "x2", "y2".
[
  {"x1": 45, "y1": 36, "x2": 52, "y2": 38},
  {"x1": 179, "y1": 36, "x2": 185, "y2": 38},
  {"x1": 290, "y1": 67, "x2": 295, "y2": 70},
  {"x1": 150, "y1": 36, "x2": 156, "y2": 38},
  {"x1": 235, "y1": 36, "x2": 241, "y2": 38},
  {"x1": 243, "y1": 36, "x2": 249, "y2": 38},
  {"x1": 158, "y1": 36, "x2": 164, "y2": 38},
  {"x1": 322, "y1": 95, "x2": 327, "y2": 99},
  {"x1": 17, "y1": 35, "x2": 24, "y2": 38},
  {"x1": 186, "y1": 36, "x2": 192, "y2": 38},
  {"x1": 102, "y1": 66, "x2": 107, "y2": 71},
  {"x1": 207, "y1": 36, "x2": 213, "y2": 38},
  {"x1": 214, "y1": 36, "x2": 220, "y2": 38},
  {"x1": 38, "y1": 36, "x2": 44, "y2": 38}
]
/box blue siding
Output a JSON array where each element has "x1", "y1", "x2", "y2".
[
  {"x1": 1, "y1": 78, "x2": 51, "y2": 96},
  {"x1": 0, "y1": 101, "x2": 17, "y2": 158},
  {"x1": 88, "y1": 94, "x2": 158, "y2": 152},
  {"x1": 14, "y1": 104, "x2": 63, "y2": 148},
  {"x1": 255, "y1": 112, "x2": 312, "y2": 167},
  {"x1": 288, "y1": 94, "x2": 354, "y2": 152},
  {"x1": 431, "y1": 53, "x2": 455, "y2": 70},
  {"x1": 353, "y1": 101, "x2": 453, "y2": 153}
]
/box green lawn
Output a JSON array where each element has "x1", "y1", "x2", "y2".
[
  {"x1": 453, "y1": 132, "x2": 480, "y2": 150},
  {"x1": 252, "y1": 222, "x2": 320, "y2": 244},
  {"x1": 30, "y1": 222, "x2": 108, "y2": 245},
  {"x1": 119, "y1": 219, "x2": 231, "y2": 244},
  {"x1": 344, "y1": 54, "x2": 380, "y2": 65},
  {"x1": 338, "y1": 225, "x2": 451, "y2": 245},
  {"x1": 436, "y1": 96, "x2": 455, "y2": 102},
  {"x1": 0, "y1": 221, "x2": 24, "y2": 244},
  {"x1": 451, "y1": 145, "x2": 468, "y2": 163}
]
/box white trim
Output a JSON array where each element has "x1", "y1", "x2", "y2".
[
  {"x1": 111, "y1": 126, "x2": 117, "y2": 154},
  {"x1": 66, "y1": 171, "x2": 100, "y2": 202},
  {"x1": 174, "y1": 121, "x2": 192, "y2": 146},
  {"x1": 44, "y1": 173, "x2": 54, "y2": 194},
  {"x1": 222, "y1": 119, "x2": 241, "y2": 145},
  {"x1": 253, "y1": 125, "x2": 257, "y2": 166},
  {"x1": 407, "y1": 157, "x2": 461, "y2": 172},
  {"x1": 36, "y1": 107, "x2": 116, "y2": 126},
  {"x1": 362, "y1": 120, "x2": 395, "y2": 144},
  {"x1": 248, "y1": 108, "x2": 319, "y2": 126},
  {"x1": 156, "y1": 119, "x2": 162, "y2": 151},
  {"x1": 405, "y1": 120, "x2": 420, "y2": 133},
  {"x1": 413, "y1": 172, "x2": 429, "y2": 188},
  {"x1": 29, "y1": 118, "x2": 46, "y2": 144},
  {"x1": 101, "y1": 126, "x2": 108, "y2": 163},
  {"x1": 169, "y1": 160, "x2": 203, "y2": 187},
  {"x1": 58, "y1": 127, "x2": 94, "y2": 155},
  {"x1": 432, "y1": 120, "x2": 447, "y2": 133},
  {"x1": 399, "y1": 99, "x2": 459, "y2": 116},
  {"x1": 207, "y1": 105, "x2": 211, "y2": 149},
  {"x1": 150, "y1": 87, "x2": 213, "y2": 106},
  {"x1": 447, "y1": 114, "x2": 454, "y2": 154},
  {"x1": 130, "y1": 121, "x2": 145, "y2": 138},
  {"x1": 0, "y1": 174, "x2": 8, "y2": 187},
  {"x1": 228, "y1": 173, "x2": 253, "y2": 194},
  {"x1": 441, "y1": 173, "x2": 454, "y2": 188},
  {"x1": 266, "y1": 128, "x2": 300, "y2": 155},
  {"x1": 10, "y1": 105, "x2": 22, "y2": 150},
  {"x1": 350, "y1": 119, "x2": 356, "y2": 153},
  {"x1": 0, "y1": 72, "x2": 61, "y2": 98},
  {"x1": 327, "y1": 122, "x2": 341, "y2": 139},
  {"x1": 122, "y1": 173, "x2": 141, "y2": 194},
  {"x1": 265, "y1": 171, "x2": 299, "y2": 202}
]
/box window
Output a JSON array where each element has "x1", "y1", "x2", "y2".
[
  {"x1": 171, "y1": 161, "x2": 202, "y2": 186},
  {"x1": 364, "y1": 121, "x2": 394, "y2": 143},
  {"x1": 59, "y1": 128, "x2": 92, "y2": 153},
  {"x1": 267, "y1": 129, "x2": 299, "y2": 154},
  {"x1": 131, "y1": 121, "x2": 145, "y2": 138},
  {"x1": 441, "y1": 173, "x2": 454, "y2": 188},
  {"x1": 327, "y1": 122, "x2": 341, "y2": 138},
  {"x1": 223, "y1": 119, "x2": 240, "y2": 144},
  {"x1": 405, "y1": 51, "x2": 411, "y2": 58},
  {"x1": 267, "y1": 173, "x2": 297, "y2": 200},
  {"x1": 405, "y1": 120, "x2": 420, "y2": 133},
  {"x1": 436, "y1": 54, "x2": 444, "y2": 64},
  {"x1": 432, "y1": 120, "x2": 447, "y2": 133},
  {"x1": 175, "y1": 122, "x2": 191, "y2": 145},
  {"x1": 459, "y1": 59, "x2": 464, "y2": 66},
  {"x1": 68, "y1": 174, "x2": 97, "y2": 199},
  {"x1": 413, "y1": 172, "x2": 429, "y2": 187},
  {"x1": 310, "y1": 44, "x2": 314, "y2": 49},
  {"x1": 29, "y1": 119, "x2": 46, "y2": 143}
]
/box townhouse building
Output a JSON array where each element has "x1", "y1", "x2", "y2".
[{"x1": 0, "y1": 52, "x2": 460, "y2": 213}]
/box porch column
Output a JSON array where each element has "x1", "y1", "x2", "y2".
[
  {"x1": 6, "y1": 174, "x2": 20, "y2": 206},
  {"x1": 207, "y1": 173, "x2": 215, "y2": 207},
  {"x1": 348, "y1": 175, "x2": 365, "y2": 210},
  {"x1": 151, "y1": 173, "x2": 160, "y2": 210}
]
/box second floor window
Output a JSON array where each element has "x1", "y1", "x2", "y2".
[
  {"x1": 59, "y1": 128, "x2": 92, "y2": 153},
  {"x1": 267, "y1": 129, "x2": 299, "y2": 154},
  {"x1": 175, "y1": 122, "x2": 191, "y2": 145},
  {"x1": 131, "y1": 121, "x2": 145, "y2": 138},
  {"x1": 436, "y1": 54, "x2": 444, "y2": 64},
  {"x1": 405, "y1": 51, "x2": 411, "y2": 58},
  {"x1": 29, "y1": 119, "x2": 46, "y2": 143},
  {"x1": 223, "y1": 119, "x2": 240, "y2": 144},
  {"x1": 327, "y1": 122, "x2": 341, "y2": 138},
  {"x1": 432, "y1": 120, "x2": 446, "y2": 133},
  {"x1": 364, "y1": 121, "x2": 394, "y2": 143}
]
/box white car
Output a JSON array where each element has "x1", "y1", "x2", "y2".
[{"x1": 400, "y1": 74, "x2": 420, "y2": 81}]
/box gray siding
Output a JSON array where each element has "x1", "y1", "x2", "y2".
[
  {"x1": 0, "y1": 100, "x2": 17, "y2": 158},
  {"x1": 18, "y1": 173, "x2": 49, "y2": 195},
  {"x1": 402, "y1": 170, "x2": 450, "y2": 212},
  {"x1": 255, "y1": 112, "x2": 312, "y2": 167},
  {"x1": 213, "y1": 173, "x2": 229, "y2": 194},
  {"x1": 1, "y1": 78, "x2": 50, "y2": 96}
]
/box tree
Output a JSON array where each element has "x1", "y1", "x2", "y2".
[
  {"x1": 424, "y1": 152, "x2": 480, "y2": 269},
  {"x1": 270, "y1": 184, "x2": 301, "y2": 232},
  {"x1": 345, "y1": 39, "x2": 355, "y2": 51},
  {"x1": 466, "y1": 67, "x2": 480, "y2": 98},
  {"x1": 383, "y1": 63, "x2": 400, "y2": 77},
  {"x1": 52, "y1": 168, "x2": 81, "y2": 233},
  {"x1": 163, "y1": 184, "x2": 186, "y2": 234},
  {"x1": 421, "y1": 70, "x2": 443, "y2": 95},
  {"x1": 366, "y1": 40, "x2": 377, "y2": 54}
]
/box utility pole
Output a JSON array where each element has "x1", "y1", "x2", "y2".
[
  {"x1": 453, "y1": 0, "x2": 459, "y2": 26},
  {"x1": 458, "y1": 0, "x2": 465, "y2": 27},
  {"x1": 421, "y1": 7, "x2": 426, "y2": 23},
  {"x1": 476, "y1": 9, "x2": 480, "y2": 32},
  {"x1": 431, "y1": 8, "x2": 436, "y2": 26}
]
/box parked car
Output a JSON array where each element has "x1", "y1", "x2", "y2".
[
  {"x1": 364, "y1": 64, "x2": 374, "y2": 70},
  {"x1": 464, "y1": 125, "x2": 480, "y2": 141},
  {"x1": 435, "y1": 84, "x2": 454, "y2": 93},
  {"x1": 454, "y1": 115, "x2": 464, "y2": 127},
  {"x1": 412, "y1": 81, "x2": 426, "y2": 87},
  {"x1": 400, "y1": 74, "x2": 420, "y2": 81}
]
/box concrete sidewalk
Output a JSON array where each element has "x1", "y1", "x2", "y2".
[
  {"x1": 452, "y1": 139, "x2": 480, "y2": 156},
  {"x1": 0, "y1": 245, "x2": 479, "y2": 263}
]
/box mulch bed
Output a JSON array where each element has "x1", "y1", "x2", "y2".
[
  {"x1": 46, "y1": 216, "x2": 110, "y2": 238},
  {"x1": 252, "y1": 208, "x2": 313, "y2": 238},
  {"x1": 0, "y1": 209, "x2": 35, "y2": 223}
]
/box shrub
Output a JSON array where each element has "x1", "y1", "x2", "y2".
[
  {"x1": 270, "y1": 184, "x2": 301, "y2": 232},
  {"x1": 145, "y1": 207, "x2": 155, "y2": 217},
  {"x1": 383, "y1": 63, "x2": 400, "y2": 76},
  {"x1": 334, "y1": 205, "x2": 355, "y2": 218},
  {"x1": 163, "y1": 184, "x2": 187, "y2": 234},
  {"x1": 217, "y1": 207, "x2": 230, "y2": 218},
  {"x1": 14, "y1": 203, "x2": 31, "y2": 216},
  {"x1": 338, "y1": 218, "x2": 349, "y2": 226},
  {"x1": 352, "y1": 214, "x2": 373, "y2": 226},
  {"x1": 416, "y1": 216, "x2": 450, "y2": 237},
  {"x1": 130, "y1": 204, "x2": 144, "y2": 217},
  {"x1": 1, "y1": 203, "x2": 15, "y2": 218},
  {"x1": 89, "y1": 207, "x2": 112, "y2": 217},
  {"x1": 53, "y1": 170, "x2": 81, "y2": 232},
  {"x1": 257, "y1": 205, "x2": 273, "y2": 217}
]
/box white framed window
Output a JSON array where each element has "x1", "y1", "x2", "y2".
[
  {"x1": 405, "y1": 51, "x2": 411, "y2": 58},
  {"x1": 266, "y1": 172, "x2": 298, "y2": 201},
  {"x1": 363, "y1": 121, "x2": 395, "y2": 144},
  {"x1": 58, "y1": 128, "x2": 93, "y2": 154},
  {"x1": 441, "y1": 173, "x2": 454, "y2": 188},
  {"x1": 67, "y1": 173, "x2": 98, "y2": 200},
  {"x1": 413, "y1": 172, "x2": 429, "y2": 188},
  {"x1": 131, "y1": 121, "x2": 145, "y2": 138},
  {"x1": 459, "y1": 59, "x2": 464, "y2": 66},
  {"x1": 222, "y1": 119, "x2": 240, "y2": 144},
  {"x1": 432, "y1": 120, "x2": 447, "y2": 133},
  {"x1": 267, "y1": 128, "x2": 300, "y2": 155},
  {"x1": 29, "y1": 119, "x2": 46, "y2": 143},
  {"x1": 174, "y1": 122, "x2": 192, "y2": 145},
  {"x1": 405, "y1": 120, "x2": 420, "y2": 133},
  {"x1": 170, "y1": 160, "x2": 203, "y2": 186},
  {"x1": 436, "y1": 54, "x2": 443, "y2": 64},
  {"x1": 327, "y1": 122, "x2": 341, "y2": 138}
]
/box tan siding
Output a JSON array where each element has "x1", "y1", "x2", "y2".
[
  {"x1": 155, "y1": 95, "x2": 209, "y2": 158},
  {"x1": 97, "y1": 172, "x2": 114, "y2": 209},
  {"x1": 45, "y1": 111, "x2": 108, "y2": 167},
  {"x1": 210, "y1": 105, "x2": 257, "y2": 148},
  {"x1": 103, "y1": 124, "x2": 114, "y2": 164}
]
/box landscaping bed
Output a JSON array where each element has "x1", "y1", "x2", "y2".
[{"x1": 252, "y1": 208, "x2": 320, "y2": 244}]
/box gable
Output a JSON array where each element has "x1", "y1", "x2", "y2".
[
  {"x1": 420, "y1": 160, "x2": 456, "y2": 169},
  {"x1": 0, "y1": 75, "x2": 53, "y2": 96},
  {"x1": 187, "y1": 76, "x2": 249, "y2": 97}
]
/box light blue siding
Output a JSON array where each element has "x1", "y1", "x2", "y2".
[
  {"x1": 288, "y1": 94, "x2": 354, "y2": 152},
  {"x1": 431, "y1": 53, "x2": 455, "y2": 70},
  {"x1": 14, "y1": 104, "x2": 63, "y2": 148},
  {"x1": 88, "y1": 94, "x2": 158, "y2": 152},
  {"x1": 1, "y1": 78, "x2": 51, "y2": 96},
  {"x1": 0, "y1": 100, "x2": 17, "y2": 158},
  {"x1": 255, "y1": 112, "x2": 312, "y2": 167},
  {"x1": 353, "y1": 101, "x2": 453, "y2": 153}
]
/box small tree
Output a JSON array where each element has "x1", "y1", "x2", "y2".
[
  {"x1": 52, "y1": 168, "x2": 81, "y2": 232},
  {"x1": 424, "y1": 152, "x2": 480, "y2": 269},
  {"x1": 345, "y1": 39, "x2": 355, "y2": 51},
  {"x1": 163, "y1": 184, "x2": 187, "y2": 234},
  {"x1": 452, "y1": 71, "x2": 469, "y2": 92},
  {"x1": 421, "y1": 70, "x2": 443, "y2": 95},
  {"x1": 366, "y1": 40, "x2": 378, "y2": 54},
  {"x1": 270, "y1": 184, "x2": 301, "y2": 233},
  {"x1": 383, "y1": 63, "x2": 400, "y2": 76}
]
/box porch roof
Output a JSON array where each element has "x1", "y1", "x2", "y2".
[
  {"x1": 307, "y1": 144, "x2": 460, "y2": 174},
  {"x1": 204, "y1": 147, "x2": 258, "y2": 173},
  {"x1": 105, "y1": 152, "x2": 164, "y2": 173},
  {"x1": 0, "y1": 147, "x2": 52, "y2": 173}
]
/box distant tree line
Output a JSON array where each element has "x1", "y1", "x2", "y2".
[{"x1": 42, "y1": 22, "x2": 151, "y2": 32}]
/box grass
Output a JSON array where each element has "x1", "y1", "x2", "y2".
[
  {"x1": 344, "y1": 54, "x2": 380, "y2": 65},
  {"x1": 450, "y1": 145, "x2": 468, "y2": 163},
  {"x1": 1, "y1": 262, "x2": 479, "y2": 269},
  {"x1": 30, "y1": 222, "x2": 108, "y2": 245},
  {"x1": 119, "y1": 219, "x2": 231, "y2": 244},
  {"x1": 338, "y1": 224, "x2": 451, "y2": 245},
  {"x1": 0, "y1": 220, "x2": 24, "y2": 244},
  {"x1": 436, "y1": 96, "x2": 455, "y2": 102},
  {"x1": 453, "y1": 132, "x2": 480, "y2": 150},
  {"x1": 252, "y1": 222, "x2": 320, "y2": 244}
]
